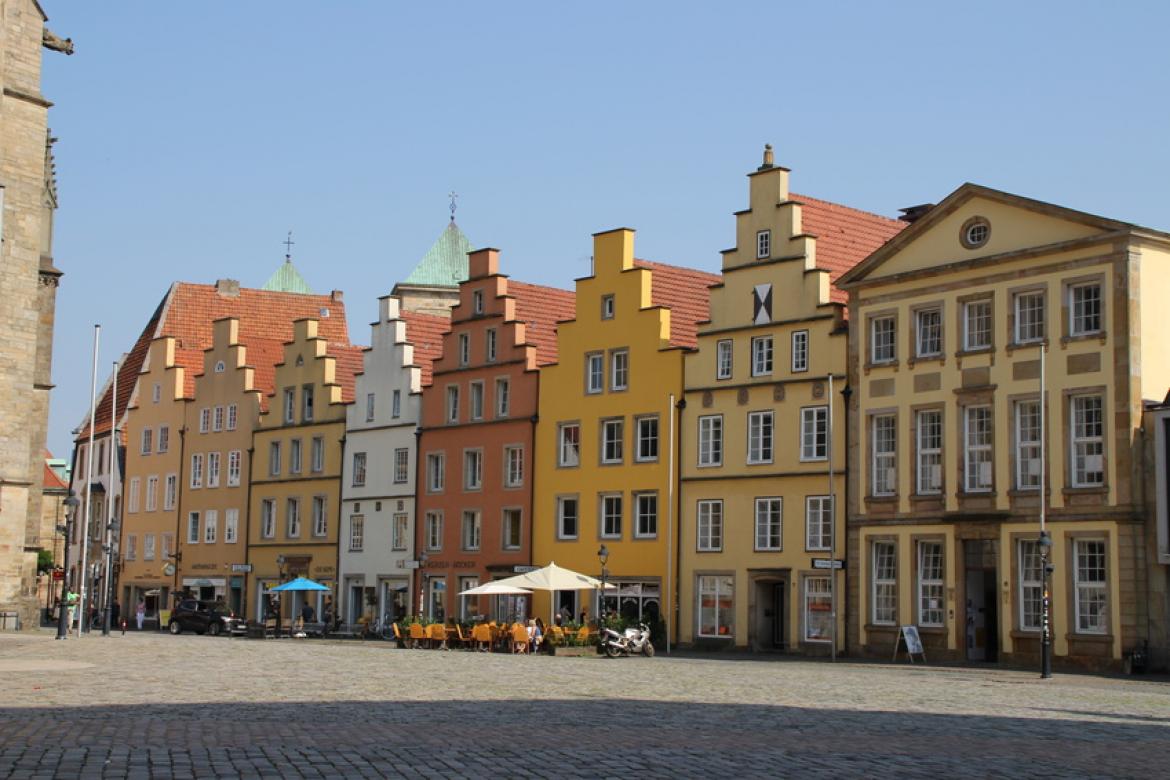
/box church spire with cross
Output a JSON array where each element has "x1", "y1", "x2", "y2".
[
  {"x1": 262, "y1": 229, "x2": 314, "y2": 294},
  {"x1": 390, "y1": 194, "x2": 475, "y2": 315}
]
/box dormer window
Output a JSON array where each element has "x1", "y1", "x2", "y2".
[
  {"x1": 601, "y1": 295, "x2": 615, "y2": 320},
  {"x1": 756, "y1": 230, "x2": 771, "y2": 259},
  {"x1": 473, "y1": 290, "x2": 484, "y2": 315}
]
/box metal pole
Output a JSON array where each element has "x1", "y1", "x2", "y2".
[
  {"x1": 102, "y1": 361, "x2": 119, "y2": 635},
  {"x1": 55, "y1": 495, "x2": 78, "y2": 639},
  {"x1": 1039, "y1": 342, "x2": 1052, "y2": 679},
  {"x1": 666, "y1": 393, "x2": 675, "y2": 654},
  {"x1": 828, "y1": 374, "x2": 837, "y2": 662},
  {"x1": 78, "y1": 325, "x2": 100, "y2": 636}
]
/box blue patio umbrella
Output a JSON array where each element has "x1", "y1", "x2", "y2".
[{"x1": 268, "y1": 577, "x2": 330, "y2": 592}]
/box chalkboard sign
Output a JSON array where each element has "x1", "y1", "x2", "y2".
[{"x1": 893, "y1": 625, "x2": 926, "y2": 662}]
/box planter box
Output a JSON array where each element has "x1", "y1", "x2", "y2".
[{"x1": 546, "y1": 645, "x2": 598, "y2": 657}]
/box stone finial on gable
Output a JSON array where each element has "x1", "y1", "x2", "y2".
[
  {"x1": 759, "y1": 143, "x2": 775, "y2": 171},
  {"x1": 468, "y1": 248, "x2": 499, "y2": 279},
  {"x1": 592, "y1": 228, "x2": 636, "y2": 274}
]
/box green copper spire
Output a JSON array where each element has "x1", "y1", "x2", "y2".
[
  {"x1": 401, "y1": 220, "x2": 473, "y2": 288},
  {"x1": 263, "y1": 231, "x2": 314, "y2": 294}
]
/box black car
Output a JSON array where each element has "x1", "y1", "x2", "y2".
[{"x1": 168, "y1": 599, "x2": 246, "y2": 636}]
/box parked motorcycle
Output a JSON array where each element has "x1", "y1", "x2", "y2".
[{"x1": 599, "y1": 622, "x2": 655, "y2": 658}]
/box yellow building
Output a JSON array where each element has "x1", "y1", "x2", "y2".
[
  {"x1": 532, "y1": 228, "x2": 717, "y2": 633},
  {"x1": 679, "y1": 148, "x2": 905, "y2": 652},
  {"x1": 246, "y1": 319, "x2": 361, "y2": 622},
  {"x1": 839, "y1": 183, "x2": 1170, "y2": 669}
]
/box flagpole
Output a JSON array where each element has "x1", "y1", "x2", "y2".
[
  {"x1": 1039, "y1": 341, "x2": 1052, "y2": 679},
  {"x1": 78, "y1": 324, "x2": 100, "y2": 637},
  {"x1": 828, "y1": 374, "x2": 837, "y2": 662},
  {"x1": 666, "y1": 392, "x2": 675, "y2": 655},
  {"x1": 102, "y1": 361, "x2": 119, "y2": 635}
]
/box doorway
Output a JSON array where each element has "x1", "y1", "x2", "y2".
[
  {"x1": 964, "y1": 540, "x2": 999, "y2": 662},
  {"x1": 753, "y1": 579, "x2": 786, "y2": 651}
]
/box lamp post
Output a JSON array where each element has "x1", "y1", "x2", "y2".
[
  {"x1": 1039, "y1": 531, "x2": 1053, "y2": 679},
  {"x1": 56, "y1": 492, "x2": 80, "y2": 639},
  {"x1": 597, "y1": 544, "x2": 609, "y2": 625}
]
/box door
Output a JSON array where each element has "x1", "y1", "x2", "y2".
[
  {"x1": 753, "y1": 580, "x2": 785, "y2": 650},
  {"x1": 964, "y1": 540, "x2": 999, "y2": 662},
  {"x1": 771, "y1": 583, "x2": 786, "y2": 647}
]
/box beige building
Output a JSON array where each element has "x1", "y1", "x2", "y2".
[{"x1": 839, "y1": 183, "x2": 1170, "y2": 670}]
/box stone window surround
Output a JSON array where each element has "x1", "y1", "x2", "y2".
[
  {"x1": 1064, "y1": 531, "x2": 1113, "y2": 642},
  {"x1": 1060, "y1": 272, "x2": 1108, "y2": 345},
  {"x1": 909, "y1": 403, "x2": 945, "y2": 503},
  {"x1": 912, "y1": 533, "x2": 947, "y2": 633},
  {"x1": 908, "y1": 300, "x2": 945, "y2": 366},
  {"x1": 1063, "y1": 386, "x2": 1108, "y2": 497},
  {"x1": 955, "y1": 292, "x2": 995, "y2": 356},
  {"x1": 865, "y1": 308, "x2": 900, "y2": 370}
]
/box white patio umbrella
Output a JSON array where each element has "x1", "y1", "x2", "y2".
[
  {"x1": 457, "y1": 583, "x2": 533, "y2": 597},
  {"x1": 488, "y1": 562, "x2": 615, "y2": 623}
]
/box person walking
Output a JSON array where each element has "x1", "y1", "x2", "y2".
[
  {"x1": 66, "y1": 589, "x2": 79, "y2": 629},
  {"x1": 135, "y1": 599, "x2": 146, "y2": 631}
]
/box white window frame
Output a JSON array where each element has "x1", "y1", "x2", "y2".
[
  {"x1": 141, "y1": 427, "x2": 153, "y2": 455},
  {"x1": 283, "y1": 388, "x2": 295, "y2": 425},
  {"x1": 747, "y1": 410, "x2": 773, "y2": 465},
  {"x1": 791, "y1": 330, "x2": 809, "y2": 373},
  {"x1": 754, "y1": 497, "x2": 782, "y2": 552},
  {"x1": 964, "y1": 405, "x2": 993, "y2": 492},
  {"x1": 756, "y1": 229, "x2": 771, "y2": 259},
  {"x1": 871, "y1": 315, "x2": 896, "y2": 364},
  {"x1": 268, "y1": 441, "x2": 281, "y2": 477},
  {"x1": 286, "y1": 498, "x2": 301, "y2": 538},
  {"x1": 803, "y1": 576, "x2": 833, "y2": 643},
  {"x1": 461, "y1": 510, "x2": 481, "y2": 551},
  {"x1": 601, "y1": 294, "x2": 615, "y2": 320},
  {"x1": 1071, "y1": 395, "x2": 1105, "y2": 487},
  {"x1": 190, "y1": 453, "x2": 204, "y2": 489},
  {"x1": 224, "y1": 509, "x2": 238, "y2": 544},
  {"x1": 1015, "y1": 400, "x2": 1042, "y2": 490},
  {"x1": 187, "y1": 512, "x2": 200, "y2": 545},
  {"x1": 392, "y1": 514, "x2": 408, "y2": 551},
  {"x1": 716, "y1": 339, "x2": 733, "y2": 380},
  {"x1": 469, "y1": 380, "x2": 485, "y2": 420},
  {"x1": 751, "y1": 336, "x2": 773, "y2": 377},
  {"x1": 634, "y1": 492, "x2": 657, "y2": 539},
  {"x1": 585, "y1": 352, "x2": 604, "y2": 394},
  {"x1": 145, "y1": 476, "x2": 158, "y2": 512},
  {"x1": 311, "y1": 436, "x2": 324, "y2": 473},
  {"x1": 502, "y1": 508, "x2": 523, "y2": 550},
  {"x1": 289, "y1": 438, "x2": 302, "y2": 475},
  {"x1": 463, "y1": 448, "x2": 483, "y2": 491},
  {"x1": 698, "y1": 415, "x2": 722, "y2": 467},
  {"x1": 601, "y1": 418, "x2": 624, "y2": 464},
  {"x1": 204, "y1": 510, "x2": 218, "y2": 544},
  {"x1": 352, "y1": 452, "x2": 367, "y2": 487},
  {"x1": 805, "y1": 495, "x2": 832, "y2": 552},
  {"x1": 227, "y1": 450, "x2": 241, "y2": 487},
  {"x1": 392, "y1": 389, "x2": 401, "y2": 419},
  {"x1": 1018, "y1": 539, "x2": 1043, "y2": 631},
  {"x1": 697, "y1": 575, "x2": 733, "y2": 638},
  {"x1": 311, "y1": 496, "x2": 327, "y2": 537},
  {"x1": 199, "y1": 407, "x2": 211, "y2": 434},
  {"x1": 1014, "y1": 290, "x2": 1046, "y2": 344},
  {"x1": 495, "y1": 377, "x2": 510, "y2": 418},
  {"x1": 1073, "y1": 538, "x2": 1108, "y2": 634},
  {"x1": 697, "y1": 499, "x2": 723, "y2": 552},
  {"x1": 871, "y1": 414, "x2": 896, "y2": 497},
  {"x1": 458, "y1": 332, "x2": 470, "y2": 366},
  {"x1": 349, "y1": 514, "x2": 364, "y2": 552},
  {"x1": 207, "y1": 451, "x2": 221, "y2": 488},
  {"x1": 127, "y1": 477, "x2": 141, "y2": 513},
  {"x1": 963, "y1": 299, "x2": 992, "y2": 351},
  {"x1": 261, "y1": 499, "x2": 276, "y2": 539},
  {"x1": 916, "y1": 409, "x2": 943, "y2": 495},
  {"x1": 473, "y1": 289, "x2": 484, "y2": 315},
  {"x1": 1069, "y1": 282, "x2": 1102, "y2": 337},
  {"x1": 366, "y1": 393, "x2": 375, "y2": 422},
  {"x1": 872, "y1": 540, "x2": 897, "y2": 625},
  {"x1": 446, "y1": 385, "x2": 459, "y2": 424},
  {"x1": 227, "y1": 403, "x2": 238, "y2": 431},
  {"x1": 800, "y1": 406, "x2": 828, "y2": 462},
  {"x1": 917, "y1": 540, "x2": 944, "y2": 627},
  {"x1": 558, "y1": 423, "x2": 580, "y2": 467},
  {"x1": 213, "y1": 405, "x2": 224, "y2": 432},
  {"x1": 600, "y1": 494, "x2": 622, "y2": 539},
  {"x1": 426, "y1": 452, "x2": 445, "y2": 493},
  {"x1": 425, "y1": 511, "x2": 443, "y2": 552},
  {"x1": 611, "y1": 349, "x2": 629, "y2": 391},
  {"x1": 394, "y1": 447, "x2": 409, "y2": 484},
  {"x1": 504, "y1": 445, "x2": 524, "y2": 488},
  {"x1": 157, "y1": 425, "x2": 169, "y2": 454},
  {"x1": 486, "y1": 328, "x2": 497, "y2": 363},
  {"x1": 164, "y1": 474, "x2": 177, "y2": 510},
  {"x1": 557, "y1": 496, "x2": 579, "y2": 540},
  {"x1": 635, "y1": 415, "x2": 659, "y2": 462},
  {"x1": 915, "y1": 307, "x2": 943, "y2": 358},
  {"x1": 301, "y1": 384, "x2": 314, "y2": 422}
]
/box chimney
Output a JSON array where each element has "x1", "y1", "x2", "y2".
[
  {"x1": 215, "y1": 279, "x2": 240, "y2": 297},
  {"x1": 898, "y1": 204, "x2": 935, "y2": 224},
  {"x1": 331, "y1": 290, "x2": 344, "y2": 302},
  {"x1": 758, "y1": 143, "x2": 775, "y2": 171}
]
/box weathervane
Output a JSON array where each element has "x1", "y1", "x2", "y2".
[
  {"x1": 449, "y1": 191, "x2": 458, "y2": 222},
  {"x1": 283, "y1": 230, "x2": 294, "y2": 261}
]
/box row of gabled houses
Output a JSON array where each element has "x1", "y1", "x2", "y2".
[{"x1": 67, "y1": 148, "x2": 1170, "y2": 670}]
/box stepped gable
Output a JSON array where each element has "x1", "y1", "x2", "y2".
[
  {"x1": 326, "y1": 344, "x2": 366, "y2": 404},
  {"x1": 507, "y1": 281, "x2": 575, "y2": 366},
  {"x1": 790, "y1": 192, "x2": 906, "y2": 304},
  {"x1": 632, "y1": 260, "x2": 721, "y2": 350},
  {"x1": 400, "y1": 310, "x2": 449, "y2": 387}
]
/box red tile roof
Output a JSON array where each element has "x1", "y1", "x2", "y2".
[
  {"x1": 632, "y1": 260, "x2": 721, "y2": 349},
  {"x1": 43, "y1": 460, "x2": 68, "y2": 491},
  {"x1": 401, "y1": 311, "x2": 450, "y2": 387},
  {"x1": 508, "y1": 281, "x2": 576, "y2": 366},
  {"x1": 790, "y1": 192, "x2": 906, "y2": 304}
]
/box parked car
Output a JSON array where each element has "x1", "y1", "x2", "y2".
[{"x1": 167, "y1": 599, "x2": 246, "y2": 636}]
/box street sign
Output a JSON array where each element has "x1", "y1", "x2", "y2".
[
  {"x1": 402, "y1": 560, "x2": 420, "y2": 570},
  {"x1": 513, "y1": 565, "x2": 537, "y2": 573},
  {"x1": 812, "y1": 558, "x2": 844, "y2": 570},
  {"x1": 231, "y1": 563, "x2": 252, "y2": 573}
]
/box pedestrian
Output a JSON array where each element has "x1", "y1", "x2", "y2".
[
  {"x1": 66, "y1": 589, "x2": 79, "y2": 629},
  {"x1": 135, "y1": 598, "x2": 145, "y2": 630}
]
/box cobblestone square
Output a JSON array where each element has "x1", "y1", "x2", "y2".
[{"x1": 0, "y1": 631, "x2": 1167, "y2": 778}]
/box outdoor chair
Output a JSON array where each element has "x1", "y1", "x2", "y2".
[
  {"x1": 549, "y1": 626, "x2": 565, "y2": 647},
  {"x1": 575, "y1": 626, "x2": 590, "y2": 646},
  {"x1": 263, "y1": 617, "x2": 277, "y2": 638},
  {"x1": 471, "y1": 623, "x2": 492, "y2": 652},
  {"x1": 408, "y1": 622, "x2": 426, "y2": 649},
  {"x1": 391, "y1": 622, "x2": 406, "y2": 648},
  {"x1": 427, "y1": 623, "x2": 448, "y2": 650},
  {"x1": 453, "y1": 624, "x2": 472, "y2": 649},
  {"x1": 511, "y1": 624, "x2": 530, "y2": 654}
]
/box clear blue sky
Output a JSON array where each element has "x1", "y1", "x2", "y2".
[{"x1": 42, "y1": 1, "x2": 1170, "y2": 457}]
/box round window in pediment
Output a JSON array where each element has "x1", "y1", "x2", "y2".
[{"x1": 960, "y1": 216, "x2": 991, "y2": 249}]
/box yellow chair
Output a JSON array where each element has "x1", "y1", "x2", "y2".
[
  {"x1": 428, "y1": 623, "x2": 448, "y2": 650},
  {"x1": 511, "y1": 624, "x2": 530, "y2": 654},
  {"x1": 408, "y1": 622, "x2": 426, "y2": 649},
  {"x1": 472, "y1": 623, "x2": 492, "y2": 651},
  {"x1": 575, "y1": 626, "x2": 590, "y2": 646}
]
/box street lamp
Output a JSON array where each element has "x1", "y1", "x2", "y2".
[
  {"x1": 56, "y1": 492, "x2": 80, "y2": 640},
  {"x1": 597, "y1": 544, "x2": 609, "y2": 625},
  {"x1": 1039, "y1": 530, "x2": 1053, "y2": 679}
]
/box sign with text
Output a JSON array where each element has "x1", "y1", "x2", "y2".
[
  {"x1": 894, "y1": 625, "x2": 926, "y2": 662},
  {"x1": 231, "y1": 563, "x2": 252, "y2": 573},
  {"x1": 812, "y1": 558, "x2": 844, "y2": 570}
]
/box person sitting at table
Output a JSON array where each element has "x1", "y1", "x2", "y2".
[{"x1": 527, "y1": 618, "x2": 543, "y2": 653}]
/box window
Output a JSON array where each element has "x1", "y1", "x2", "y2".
[
  {"x1": 157, "y1": 426, "x2": 169, "y2": 454},
  {"x1": 698, "y1": 415, "x2": 722, "y2": 467},
  {"x1": 747, "y1": 411, "x2": 773, "y2": 464},
  {"x1": 352, "y1": 452, "x2": 367, "y2": 487},
  {"x1": 227, "y1": 404, "x2": 237, "y2": 431},
  {"x1": 1071, "y1": 395, "x2": 1104, "y2": 487},
  {"x1": 611, "y1": 349, "x2": 629, "y2": 391},
  {"x1": 962, "y1": 217, "x2": 990, "y2": 248},
  {"x1": 349, "y1": 514, "x2": 364, "y2": 552},
  {"x1": 164, "y1": 474, "x2": 176, "y2": 510},
  {"x1": 963, "y1": 299, "x2": 992, "y2": 351},
  {"x1": 461, "y1": 510, "x2": 481, "y2": 551},
  {"x1": 791, "y1": 330, "x2": 809, "y2": 372},
  {"x1": 806, "y1": 496, "x2": 832, "y2": 551},
  {"x1": 261, "y1": 499, "x2": 276, "y2": 538},
  {"x1": 754, "y1": 497, "x2": 782, "y2": 551},
  {"x1": 495, "y1": 378, "x2": 510, "y2": 418},
  {"x1": 366, "y1": 393, "x2": 375, "y2": 422},
  {"x1": 872, "y1": 541, "x2": 897, "y2": 625},
  {"x1": 125, "y1": 534, "x2": 137, "y2": 560},
  {"x1": 486, "y1": 329, "x2": 497, "y2": 362},
  {"x1": 916, "y1": 308, "x2": 942, "y2": 358},
  {"x1": 634, "y1": 493, "x2": 657, "y2": 538},
  {"x1": 697, "y1": 575, "x2": 734, "y2": 638},
  {"x1": 446, "y1": 386, "x2": 459, "y2": 423},
  {"x1": 213, "y1": 406, "x2": 224, "y2": 432},
  {"x1": 964, "y1": 406, "x2": 993, "y2": 492},
  {"x1": 161, "y1": 533, "x2": 173, "y2": 560},
  {"x1": 283, "y1": 388, "x2": 295, "y2": 424},
  {"x1": 392, "y1": 514, "x2": 408, "y2": 551},
  {"x1": 286, "y1": 498, "x2": 301, "y2": 538},
  {"x1": 458, "y1": 333, "x2": 470, "y2": 366},
  {"x1": 302, "y1": 384, "x2": 314, "y2": 422},
  {"x1": 601, "y1": 294, "x2": 615, "y2": 319},
  {"x1": 204, "y1": 510, "x2": 218, "y2": 544},
  {"x1": 426, "y1": 453, "x2": 445, "y2": 492},
  {"x1": 1014, "y1": 290, "x2": 1045, "y2": 344},
  {"x1": 1015, "y1": 400, "x2": 1042, "y2": 490},
  {"x1": 558, "y1": 423, "x2": 580, "y2": 467},
  {"x1": 751, "y1": 336, "x2": 773, "y2": 376},
  {"x1": 128, "y1": 478, "x2": 141, "y2": 513},
  {"x1": 586, "y1": 353, "x2": 604, "y2": 394},
  {"x1": 311, "y1": 436, "x2": 324, "y2": 472},
  {"x1": 871, "y1": 315, "x2": 896, "y2": 364},
  {"x1": 469, "y1": 381, "x2": 484, "y2": 420},
  {"x1": 804, "y1": 576, "x2": 832, "y2": 642},
  {"x1": 1074, "y1": 539, "x2": 1108, "y2": 634},
  {"x1": 504, "y1": 445, "x2": 524, "y2": 488},
  {"x1": 464, "y1": 449, "x2": 483, "y2": 490},
  {"x1": 289, "y1": 438, "x2": 302, "y2": 474},
  {"x1": 801, "y1": 406, "x2": 828, "y2": 461},
  {"x1": 143, "y1": 534, "x2": 156, "y2": 561},
  {"x1": 141, "y1": 427, "x2": 153, "y2": 455},
  {"x1": 756, "y1": 229, "x2": 771, "y2": 259},
  {"x1": 871, "y1": 415, "x2": 897, "y2": 496},
  {"x1": 145, "y1": 476, "x2": 158, "y2": 512},
  {"x1": 697, "y1": 499, "x2": 722, "y2": 551},
  {"x1": 716, "y1": 339, "x2": 733, "y2": 380},
  {"x1": 199, "y1": 407, "x2": 211, "y2": 434},
  {"x1": 601, "y1": 419, "x2": 624, "y2": 464},
  {"x1": 1019, "y1": 539, "x2": 1043, "y2": 631},
  {"x1": 227, "y1": 450, "x2": 241, "y2": 487},
  {"x1": 391, "y1": 390, "x2": 401, "y2": 419},
  {"x1": 394, "y1": 448, "x2": 409, "y2": 484},
  {"x1": 187, "y1": 512, "x2": 200, "y2": 544},
  {"x1": 557, "y1": 496, "x2": 579, "y2": 539},
  {"x1": 917, "y1": 541, "x2": 944, "y2": 627},
  {"x1": 190, "y1": 453, "x2": 204, "y2": 489},
  {"x1": 916, "y1": 410, "x2": 943, "y2": 494},
  {"x1": 312, "y1": 496, "x2": 327, "y2": 536},
  {"x1": 1070, "y1": 282, "x2": 1101, "y2": 336},
  {"x1": 152, "y1": 383, "x2": 161, "y2": 403},
  {"x1": 473, "y1": 289, "x2": 484, "y2": 314},
  {"x1": 635, "y1": 416, "x2": 658, "y2": 462},
  {"x1": 425, "y1": 512, "x2": 442, "y2": 551},
  {"x1": 207, "y1": 451, "x2": 221, "y2": 488},
  {"x1": 502, "y1": 509, "x2": 522, "y2": 550},
  {"x1": 224, "y1": 509, "x2": 238, "y2": 544},
  {"x1": 600, "y1": 494, "x2": 622, "y2": 538},
  {"x1": 268, "y1": 442, "x2": 281, "y2": 476}
]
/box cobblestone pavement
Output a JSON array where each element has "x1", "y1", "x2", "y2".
[{"x1": 0, "y1": 631, "x2": 1167, "y2": 778}]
